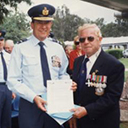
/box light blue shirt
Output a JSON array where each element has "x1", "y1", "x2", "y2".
[
  {"x1": 0, "y1": 50, "x2": 10, "y2": 82},
  {"x1": 7, "y1": 35, "x2": 70, "y2": 103}
]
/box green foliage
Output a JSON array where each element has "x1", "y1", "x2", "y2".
[
  {"x1": 120, "y1": 122, "x2": 128, "y2": 128},
  {"x1": 0, "y1": 0, "x2": 31, "y2": 23},
  {"x1": 119, "y1": 58, "x2": 128, "y2": 81},
  {"x1": 0, "y1": 12, "x2": 31, "y2": 43},
  {"x1": 52, "y1": 5, "x2": 128, "y2": 41},
  {"x1": 1, "y1": 4, "x2": 128, "y2": 43},
  {"x1": 106, "y1": 49, "x2": 123, "y2": 59},
  {"x1": 52, "y1": 5, "x2": 85, "y2": 42},
  {"x1": 101, "y1": 18, "x2": 128, "y2": 37},
  {"x1": 119, "y1": 58, "x2": 128, "y2": 69}
]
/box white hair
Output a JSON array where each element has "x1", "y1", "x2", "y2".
[
  {"x1": 78, "y1": 24, "x2": 102, "y2": 37},
  {"x1": 5, "y1": 39, "x2": 14, "y2": 47}
]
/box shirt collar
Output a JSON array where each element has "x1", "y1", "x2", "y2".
[
  {"x1": 31, "y1": 34, "x2": 49, "y2": 47},
  {"x1": 84, "y1": 48, "x2": 101, "y2": 63},
  {"x1": 0, "y1": 49, "x2": 5, "y2": 54}
]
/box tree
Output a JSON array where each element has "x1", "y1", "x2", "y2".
[
  {"x1": 101, "y1": 18, "x2": 128, "y2": 37},
  {"x1": 0, "y1": 0, "x2": 31, "y2": 23},
  {"x1": 52, "y1": 5, "x2": 85, "y2": 42},
  {"x1": 0, "y1": 12, "x2": 31, "y2": 43}
]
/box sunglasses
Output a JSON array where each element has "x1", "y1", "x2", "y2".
[
  {"x1": 75, "y1": 41, "x2": 80, "y2": 45},
  {"x1": 0, "y1": 39, "x2": 4, "y2": 41},
  {"x1": 79, "y1": 36, "x2": 95, "y2": 43}
]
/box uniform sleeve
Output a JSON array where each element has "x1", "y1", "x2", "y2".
[{"x1": 7, "y1": 45, "x2": 37, "y2": 103}]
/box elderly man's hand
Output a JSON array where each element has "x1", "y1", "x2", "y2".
[
  {"x1": 71, "y1": 107, "x2": 87, "y2": 119},
  {"x1": 69, "y1": 116, "x2": 77, "y2": 128},
  {"x1": 71, "y1": 81, "x2": 77, "y2": 92}
]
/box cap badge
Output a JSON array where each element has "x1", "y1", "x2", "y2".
[{"x1": 42, "y1": 7, "x2": 49, "y2": 16}]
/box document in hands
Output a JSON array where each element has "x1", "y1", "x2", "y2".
[
  {"x1": 41, "y1": 92, "x2": 74, "y2": 125},
  {"x1": 47, "y1": 79, "x2": 74, "y2": 114}
]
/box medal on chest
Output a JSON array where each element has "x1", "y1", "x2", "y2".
[{"x1": 86, "y1": 70, "x2": 107, "y2": 96}]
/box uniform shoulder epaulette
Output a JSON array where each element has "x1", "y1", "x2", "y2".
[
  {"x1": 17, "y1": 38, "x2": 28, "y2": 44},
  {"x1": 51, "y1": 38, "x2": 62, "y2": 45}
]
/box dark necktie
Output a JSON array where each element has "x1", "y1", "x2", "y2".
[
  {"x1": 78, "y1": 58, "x2": 89, "y2": 91},
  {"x1": 0, "y1": 52, "x2": 7, "y2": 81},
  {"x1": 38, "y1": 42, "x2": 51, "y2": 87}
]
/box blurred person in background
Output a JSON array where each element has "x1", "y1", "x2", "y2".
[
  {"x1": 0, "y1": 30, "x2": 12, "y2": 128},
  {"x1": 64, "y1": 44, "x2": 73, "y2": 78},
  {"x1": 69, "y1": 35, "x2": 85, "y2": 75},
  {"x1": 4, "y1": 39, "x2": 14, "y2": 54}
]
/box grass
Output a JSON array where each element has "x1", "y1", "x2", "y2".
[
  {"x1": 120, "y1": 122, "x2": 128, "y2": 128},
  {"x1": 119, "y1": 58, "x2": 128, "y2": 128},
  {"x1": 119, "y1": 58, "x2": 128, "y2": 81},
  {"x1": 119, "y1": 58, "x2": 128, "y2": 69}
]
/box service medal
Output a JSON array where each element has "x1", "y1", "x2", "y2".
[{"x1": 95, "y1": 87, "x2": 104, "y2": 96}]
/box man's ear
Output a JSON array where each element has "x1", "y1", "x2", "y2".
[
  {"x1": 31, "y1": 22, "x2": 34, "y2": 29},
  {"x1": 99, "y1": 37, "x2": 102, "y2": 42}
]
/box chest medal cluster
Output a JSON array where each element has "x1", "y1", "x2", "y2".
[{"x1": 86, "y1": 70, "x2": 107, "y2": 96}]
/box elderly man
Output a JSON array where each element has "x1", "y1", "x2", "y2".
[
  {"x1": 7, "y1": 4, "x2": 76, "y2": 128},
  {"x1": 70, "y1": 24, "x2": 124, "y2": 128},
  {"x1": 4, "y1": 39, "x2": 14, "y2": 53}
]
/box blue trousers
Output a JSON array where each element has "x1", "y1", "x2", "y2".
[
  {"x1": 19, "y1": 98, "x2": 62, "y2": 128},
  {"x1": 0, "y1": 83, "x2": 12, "y2": 128}
]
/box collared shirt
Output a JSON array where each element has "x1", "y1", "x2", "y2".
[
  {"x1": 0, "y1": 50, "x2": 10, "y2": 82},
  {"x1": 7, "y1": 35, "x2": 69, "y2": 103},
  {"x1": 86, "y1": 48, "x2": 101, "y2": 76}
]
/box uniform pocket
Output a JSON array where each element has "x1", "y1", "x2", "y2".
[
  {"x1": 23, "y1": 56, "x2": 37, "y2": 65},
  {"x1": 23, "y1": 56, "x2": 38, "y2": 77}
]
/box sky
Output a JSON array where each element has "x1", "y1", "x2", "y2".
[{"x1": 18, "y1": 0, "x2": 120, "y2": 23}]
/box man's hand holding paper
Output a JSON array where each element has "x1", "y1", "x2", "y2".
[
  {"x1": 71, "y1": 81, "x2": 77, "y2": 92},
  {"x1": 34, "y1": 95, "x2": 47, "y2": 112}
]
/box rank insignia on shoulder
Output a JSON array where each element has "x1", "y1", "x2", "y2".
[
  {"x1": 86, "y1": 71, "x2": 107, "y2": 96},
  {"x1": 17, "y1": 38, "x2": 28, "y2": 44}
]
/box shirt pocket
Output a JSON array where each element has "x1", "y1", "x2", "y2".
[{"x1": 23, "y1": 56, "x2": 38, "y2": 77}]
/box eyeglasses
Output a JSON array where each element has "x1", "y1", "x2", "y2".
[
  {"x1": 75, "y1": 41, "x2": 80, "y2": 45},
  {"x1": 79, "y1": 36, "x2": 95, "y2": 43}
]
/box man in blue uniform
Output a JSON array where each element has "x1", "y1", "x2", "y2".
[
  {"x1": 7, "y1": 4, "x2": 76, "y2": 128},
  {"x1": 70, "y1": 24, "x2": 124, "y2": 128},
  {"x1": 0, "y1": 30, "x2": 12, "y2": 128}
]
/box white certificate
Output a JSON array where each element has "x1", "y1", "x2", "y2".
[{"x1": 47, "y1": 79, "x2": 74, "y2": 114}]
